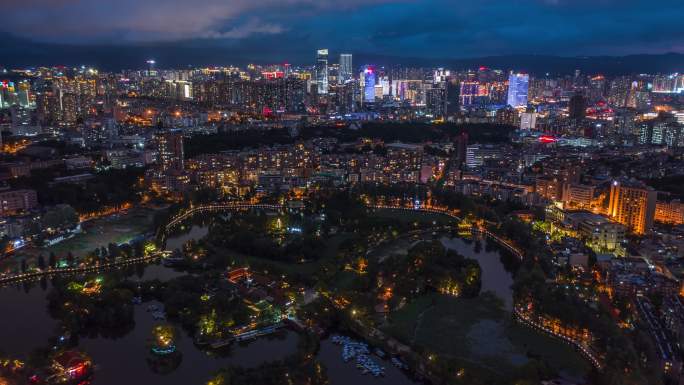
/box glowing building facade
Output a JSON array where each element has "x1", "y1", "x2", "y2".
[{"x1": 507, "y1": 73, "x2": 529, "y2": 107}]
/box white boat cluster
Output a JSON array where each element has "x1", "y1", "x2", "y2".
[{"x1": 332, "y1": 335, "x2": 385, "y2": 377}]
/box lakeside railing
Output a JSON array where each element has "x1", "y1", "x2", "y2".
[
  {"x1": 513, "y1": 305, "x2": 603, "y2": 370},
  {"x1": 163, "y1": 203, "x2": 283, "y2": 235},
  {"x1": 367, "y1": 204, "x2": 524, "y2": 260},
  {"x1": 0, "y1": 252, "x2": 166, "y2": 286}
]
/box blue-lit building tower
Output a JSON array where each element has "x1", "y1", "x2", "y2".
[
  {"x1": 507, "y1": 73, "x2": 529, "y2": 107},
  {"x1": 363, "y1": 65, "x2": 376, "y2": 103},
  {"x1": 315, "y1": 49, "x2": 329, "y2": 95}
]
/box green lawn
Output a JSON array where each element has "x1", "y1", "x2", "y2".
[
  {"x1": 384, "y1": 292, "x2": 505, "y2": 355},
  {"x1": 14, "y1": 208, "x2": 155, "y2": 263},
  {"x1": 507, "y1": 323, "x2": 591, "y2": 378},
  {"x1": 382, "y1": 292, "x2": 590, "y2": 378},
  {"x1": 47, "y1": 209, "x2": 154, "y2": 257}
]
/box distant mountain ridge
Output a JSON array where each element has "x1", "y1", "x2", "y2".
[{"x1": 1, "y1": 34, "x2": 682, "y2": 76}]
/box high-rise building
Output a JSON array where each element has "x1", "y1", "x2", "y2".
[
  {"x1": 145, "y1": 59, "x2": 157, "y2": 77},
  {"x1": 465, "y1": 144, "x2": 501, "y2": 169},
  {"x1": 17, "y1": 81, "x2": 31, "y2": 107},
  {"x1": 459, "y1": 81, "x2": 479, "y2": 106},
  {"x1": 315, "y1": 49, "x2": 329, "y2": 95},
  {"x1": 362, "y1": 65, "x2": 376, "y2": 103},
  {"x1": 454, "y1": 132, "x2": 468, "y2": 167},
  {"x1": 155, "y1": 131, "x2": 184, "y2": 172},
  {"x1": 520, "y1": 112, "x2": 537, "y2": 130},
  {"x1": 507, "y1": 73, "x2": 529, "y2": 108},
  {"x1": 445, "y1": 78, "x2": 460, "y2": 118},
  {"x1": 655, "y1": 197, "x2": 684, "y2": 225},
  {"x1": 568, "y1": 94, "x2": 587, "y2": 120},
  {"x1": 339, "y1": 54, "x2": 353, "y2": 84},
  {"x1": 607, "y1": 180, "x2": 656, "y2": 235},
  {"x1": 10, "y1": 105, "x2": 40, "y2": 136},
  {"x1": 426, "y1": 86, "x2": 446, "y2": 118},
  {"x1": 0, "y1": 189, "x2": 38, "y2": 215}
]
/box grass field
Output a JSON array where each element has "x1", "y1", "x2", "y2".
[
  {"x1": 382, "y1": 292, "x2": 590, "y2": 378},
  {"x1": 384, "y1": 292, "x2": 506, "y2": 355},
  {"x1": 13, "y1": 208, "x2": 155, "y2": 264},
  {"x1": 507, "y1": 323, "x2": 591, "y2": 378},
  {"x1": 47, "y1": 208, "x2": 154, "y2": 257}
]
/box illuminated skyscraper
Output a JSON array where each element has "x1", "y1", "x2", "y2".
[
  {"x1": 506, "y1": 73, "x2": 529, "y2": 107},
  {"x1": 145, "y1": 59, "x2": 157, "y2": 77},
  {"x1": 608, "y1": 180, "x2": 656, "y2": 235},
  {"x1": 17, "y1": 81, "x2": 31, "y2": 107},
  {"x1": 339, "y1": 54, "x2": 353, "y2": 84},
  {"x1": 315, "y1": 49, "x2": 329, "y2": 95},
  {"x1": 362, "y1": 65, "x2": 376, "y2": 103},
  {"x1": 155, "y1": 131, "x2": 184, "y2": 172},
  {"x1": 459, "y1": 81, "x2": 479, "y2": 106}
]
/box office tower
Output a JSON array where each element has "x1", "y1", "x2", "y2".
[
  {"x1": 607, "y1": 77, "x2": 633, "y2": 107},
  {"x1": 653, "y1": 74, "x2": 679, "y2": 93},
  {"x1": 465, "y1": 144, "x2": 502, "y2": 169},
  {"x1": 155, "y1": 131, "x2": 184, "y2": 171},
  {"x1": 677, "y1": 74, "x2": 684, "y2": 93},
  {"x1": 17, "y1": 81, "x2": 31, "y2": 107},
  {"x1": 459, "y1": 81, "x2": 479, "y2": 106},
  {"x1": 145, "y1": 59, "x2": 157, "y2": 77},
  {"x1": 339, "y1": 54, "x2": 353, "y2": 84},
  {"x1": 568, "y1": 94, "x2": 587, "y2": 120},
  {"x1": 608, "y1": 180, "x2": 657, "y2": 235},
  {"x1": 327, "y1": 63, "x2": 340, "y2": 86},
  {"x1": 655, "y1": 196, "x2": 684, "y2": 225},
  {"x1": 315, "y1": 49, "x2": 329, "y2": 95},
  {"x1": 454, "y1": 132, "x2": 468, "y2": 167},
  {"x1": 507, "y1": 73, "x2": 529, "y2": 107},
  {"x1": 426, "y1": 86, "x2": 446, "y2": 118},
  {"x1": 10, "y1": 105, "x2": 35, "y2": 135},
  {"x1": 520, "y1": 112, "x2": 537, "y2": 130},
  {"x1": 362, "y1": 65, "x2": 376, "y2": 103},
  {"x1": 378, "y1": 76, "x2": 390, "y2": 96},
  {"x1": 445, "y1": 78, "x2": 460, "y2": 118}
]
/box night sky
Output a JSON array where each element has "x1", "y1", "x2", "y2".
[{"x1": 2, "y1": 0, "x2": 684, "y2": 69}]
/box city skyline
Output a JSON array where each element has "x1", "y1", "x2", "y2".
[{"x1": 1, "y1": 2, "x2": 684, "y2": 385}]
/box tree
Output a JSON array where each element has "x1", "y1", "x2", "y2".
[
  {"x1": 66, "y1": 252, "x2": 75, "y2": 266},
  {"x1": 42, "y1": 204, "x2": 79, "y2": 230},
  {"x1": 107, "y1": 243, "x2": 120, "y2": 260},
  {"x1": 134, "y1": 242, "x2": 144, "y2": 258}
]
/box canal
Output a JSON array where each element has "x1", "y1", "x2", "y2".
[{"x1": 440, "y1": 236, "x2": 515, "y2": 309}]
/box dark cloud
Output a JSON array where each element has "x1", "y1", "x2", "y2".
[
  {"x1": 1, "y1": 0, "x2": 394, "y2": 43},
  {"x1": 0, "y1": 0, "x2": 682, "y2": 66}
]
